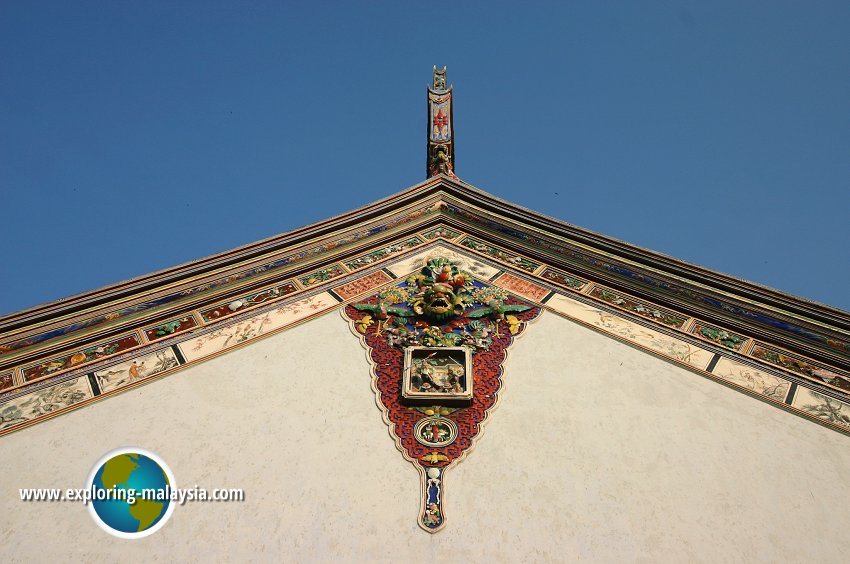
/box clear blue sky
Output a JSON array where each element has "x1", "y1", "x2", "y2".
[{"x1": 1, "y1": 1, "x2": 848, "y2": 315}]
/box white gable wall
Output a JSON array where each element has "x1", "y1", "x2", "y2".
[{"x1": 1, "y1": 309, "x2": 848, "y2": 561}]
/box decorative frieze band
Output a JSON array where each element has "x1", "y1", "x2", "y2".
[{"x1": 1, "y1": 235, "x2": 848, "y2": 441}]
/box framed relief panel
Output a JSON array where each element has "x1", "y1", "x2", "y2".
[{"x1": 402, "y1": 346, "x2": 473, "y2": 402}]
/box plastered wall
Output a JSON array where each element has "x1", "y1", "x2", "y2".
[{"x1": 1, "y1": 309, "x2": 849, "y2": 562}]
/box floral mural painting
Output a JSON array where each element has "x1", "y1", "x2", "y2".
[
  {"x1": 793, "y1": 387, "x2": 850, "y2": 429},
  {"x1": 714, "y1": 358, "x2": 790, "y2": 401},
  {"x1": 180, "y1": 293, "x2": 336, "y2": 362},
  {"x1": 752, "y1": 344, "x2": 850, "y2": 395},
  {"x1": 545, "y1": 293, "x2": 713, "y2": 370},
  {"x1": 589, "y1": 286, "x2": 687, "y2": 329},
  {"x1": 0, "y1": 378, "x2": 93, "y2": 431}
]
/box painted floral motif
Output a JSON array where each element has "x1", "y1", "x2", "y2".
[
  {"x1": 344, "y1": 237, "x2": 423, "y2": 271},
  {"x1": 21, "y1": 334, "x2": 141, "y2": 383},
  {"x1": 793, "y1": 387, "x2": 850, "y2": 429},
  {"x1": 545, "y1": 294, "x2": 713, "y2": 370},
  {"x1": 589, "y1": 286, "x2": 687, "y2": 329},
  {"x1": 144, "y1": 316, "x2": 198, "y2": 342},
  {"x1": 691, "y1": 322, "x2": 747, "y2": 351},
  {"x1": 189, "y1": 315, "x2": 275, "y2": 355},
  {"x1": 752, "y1": 344, "x2": 850, "y2": 395},
  {"x1": 299, "y1": 265, "x2": 345, "y2": 287},
  {"x1": 0, "y1": 377, "x2": 93, "y2": 431},
  {"x1": 94, "y1": 348, "x2": 180, "y2": 393},
  {"x1": 540, "y1": 268, "x2": 587, "y2": 290},
  {"x1": 199, "y1": 282, "x2": 298, "y2": 322},
  {"x1": 459, "y1": 237, "x2": 539, "y2": 272},
  {"x1": 272, "y1": 294, "x2": 335, "y2": 319},
  {"x1": 601, "y1": 320, "x2": 702, "y2": 365},
  {"x1": 713, "y1": 358, "x2": 790, "y2": 401},
  {"x1": 180, "y1": 293, "x2": 336, "y2": 362},
  {"x1": 421, "y1": 226, "x2": 460, "y2": 240},
  {"x1": 333, "y1": 271, "x2": 392, "y2": 300}
]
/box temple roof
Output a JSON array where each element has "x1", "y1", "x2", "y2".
[{"x1": 1, "y1": 70, "x2": 849, "y2": 438}]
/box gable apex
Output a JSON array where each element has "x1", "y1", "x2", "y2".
[
  {"x1": 1, "y1": 173, "x2": 848, "y2": 369},
  {"x1": 1, "y1": 70, "x2": 849, "y2": 440}
]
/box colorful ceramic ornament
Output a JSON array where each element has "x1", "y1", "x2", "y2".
[{"x1": 345, "y1": 256, "x2": 539, "y2": 532}]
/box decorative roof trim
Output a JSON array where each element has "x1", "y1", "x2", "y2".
[
  {"x1": 2, "y1": 241, "x2": 850, "y2": 439},
  {"x1": 2, "y1": 175, "x2": 848, "y2": 372}
]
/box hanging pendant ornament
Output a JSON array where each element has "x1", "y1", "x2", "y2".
[{"x1": 344, "y1": 256, "x2": 540, "y2": 532}]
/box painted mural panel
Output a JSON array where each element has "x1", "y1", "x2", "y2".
[
  {"x1": 712, "y1": 357, "x2": 790, "y2": 402},
  {"x1": 588, "y1": 285, "x2": 687, "y2": 329},
  {"x1": 180, "y1": 292, "x2": 337, "y2": 362},
  {"x1": 751, "y1": 343, "x2": 850, "y2": 395},
  {"x1": 21, "y1": 334, "x2": 141, "y2": 383},
  {"x1": 540, "y1": 267, "x2": 587, "y2": 290},
  {"x1": 0, "y1": 377, "x2": 93, "y2": 431},
  {"x1": 546, "y1": 293, "x2": 713, "y2": 370},
  {"x1": 94, "y1": 348, "x2": 180, "y2": 394},
  {"x1": 792, "y1": 387, "x2": 850, "y2": 430},
  {"x1": 199, "y1": 282, "x2": 298, "y2": 322}
]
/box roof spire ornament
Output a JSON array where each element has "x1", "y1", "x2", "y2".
[{"x1": 427, "y1": 66, "x2": 457, "y2": 179}]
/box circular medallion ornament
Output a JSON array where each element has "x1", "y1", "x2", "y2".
[{"x1": 414, "y1": 416, "x2": 458, "y2": 447}]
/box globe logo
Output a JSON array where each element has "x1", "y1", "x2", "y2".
[{"x1": 86, "y1": 447, "x2": 176, "y2": 538}]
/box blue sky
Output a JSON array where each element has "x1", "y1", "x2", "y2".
[{"x1": 1, "y1": 1, "x2": 848, "y2": 315}]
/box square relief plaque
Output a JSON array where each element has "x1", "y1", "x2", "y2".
[{"x1": 402, "y1": 346, "x2": 473, "y2": 402}]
